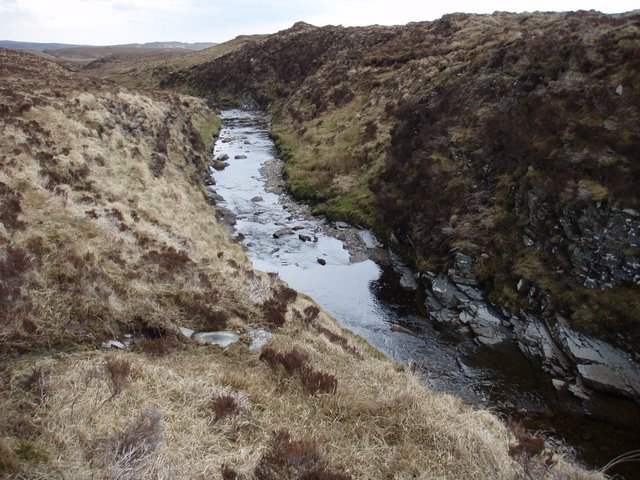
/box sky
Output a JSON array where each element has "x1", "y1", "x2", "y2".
[{"x1": 0, "y1": 0, "x2": 637, "y2": 45}]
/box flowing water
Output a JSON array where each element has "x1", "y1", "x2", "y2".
[{"x1": 211, "y1": 109, "x2": 640, "y2": 477}]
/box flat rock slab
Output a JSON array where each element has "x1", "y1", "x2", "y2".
[
  {"x1": 557, "y1": 322, "x2": 640, "y2": 399},
  {"x1": 357, "y1": 229, "x2": 382, "y2": 249},
  {"x1": 101, "y1": 340, "x2": 126, "y2": 349},
  {"x1": 194, "y1": 331, "x2": 240, "y2": 347},
  {"x1": 179, "y1": 327, "x2": 194, "y2": 339},
  {"x1": 431, "y1": 275, "x2": 469, "y2": 306},
  {"x1": 248, "y1": 329, "x2": 273, "y2": 351}
]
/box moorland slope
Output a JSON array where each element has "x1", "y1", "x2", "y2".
[{"x1": 0, "y1": 47, "x2": 601, "y2": 479}]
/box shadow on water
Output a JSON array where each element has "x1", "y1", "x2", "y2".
[{"x1": 211, "y1": 109, "x2": 640, "y2": 478}]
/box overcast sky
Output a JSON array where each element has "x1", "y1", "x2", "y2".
[{"x1": 1, "y1": 0, "x2": 637, "y2": 45}]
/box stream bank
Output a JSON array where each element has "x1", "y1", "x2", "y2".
[{"x1": 208, "y1": 109, "x2": 640, "y2": 478}]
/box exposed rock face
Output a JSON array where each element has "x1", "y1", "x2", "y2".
[
  {"x1": 424, "y1": 252, "x2": 640, "y2": 401},
  {"x1": 555, "y1": 321, "x2": 640, "y2": 399},
  {"x1": 524, "y1": 189, "x2": 640, "y2": 289},
  {"x1": 425, "y1": 254, "x2": 511, "y2": 346},
  {"x1": 513, "y1": 313, "x2": 571, "y2": 376},
  {"x1": 558, "y1": 206, "x2": 640, "y2": 289}
]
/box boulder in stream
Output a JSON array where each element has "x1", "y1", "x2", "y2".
[
  {"x1": 212, "y1": 160, "x2": 230, "y2": 171},
  {"x1": 272, "y1": 227, "x2": 294, "y2": 238},
  {"x1": 205, "y1": 189, "x2": 224, "y2": 205}
]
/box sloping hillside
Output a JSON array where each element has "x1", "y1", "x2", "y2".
[
  {"x1": 0, "y1": 47, "x2": 602, "y2": 479},
  {"x1": 78, "y1": 35, "x2": 266, "y2": 89},
  {"x1": 157, "y1": 12, "x2": 640, "y2": 352}
]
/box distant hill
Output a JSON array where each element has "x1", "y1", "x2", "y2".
[
  {"x1": 0, "y1": 40, "x2": 216, "y2": 52},
  {"x1": 77, "y1": 34, "x2": 266, "y2": 87},
  {"x1": 0, "y1": 39, "x2": 217, "y2": 70},
  {"x1": 0, "y1": 40, "x2": 83, "y2": 51}
]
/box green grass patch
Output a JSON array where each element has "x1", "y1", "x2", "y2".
[{"x1": 196, "y1": 113, "x2": 221, "y2": 153}]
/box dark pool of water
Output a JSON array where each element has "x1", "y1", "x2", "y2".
[{"x1": 211, "y1": 109, "x2": 640, "y2": 478}]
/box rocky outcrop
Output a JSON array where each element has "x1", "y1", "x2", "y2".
[
  {"x1": 424, "y1": 253, "x2": 511, "y2": 346},
  {"x1": 561, "y1": 205, "x2": 640, "y2": 288},
  {"x1": 424, "y1": 252, "x2": 640, "y2": 402},
  {"x1": 525, "y1": 195, "x2": 640, "y2": 289}
]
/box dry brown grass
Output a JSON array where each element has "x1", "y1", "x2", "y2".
[
  {"x1": 0, "y1": 302, "x2": 602, "y2": 479},
  {"x1": 0, "y1": 48, "x2": 275, "y2": 355}
]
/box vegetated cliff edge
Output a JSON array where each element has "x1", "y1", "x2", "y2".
[
  {"x1": 2, "y1": 47, "x2": 603, "y2": 479},
  {"x1": 158, "y1": 12, "x2": 640, "y2": 397}
]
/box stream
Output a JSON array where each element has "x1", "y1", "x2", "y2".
[{"x1": 210, "y1": 109, "x2": 640, "y2": 477}]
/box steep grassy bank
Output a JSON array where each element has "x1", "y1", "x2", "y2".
[
  {"x1": 0, "y1": 47, "x2": 246, "y2": 354},
  {"x1": 157, "y1": 11, "x2": 640, "y2": 352},
  {"x1": 0, "y1": 48, "x2": 602, "y2": 478}
]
